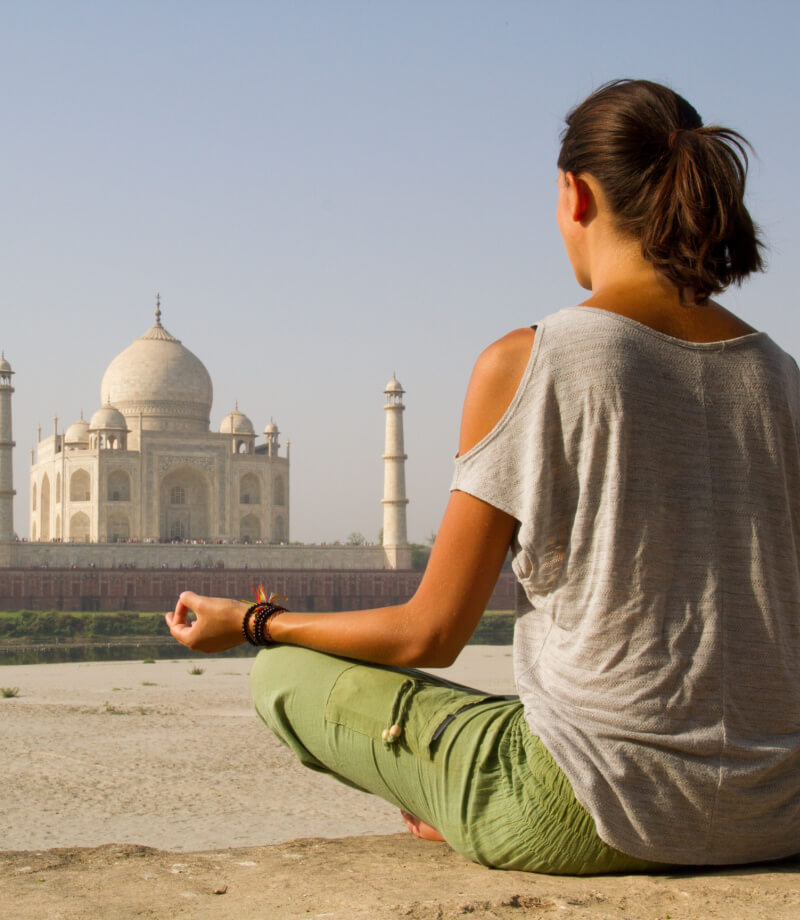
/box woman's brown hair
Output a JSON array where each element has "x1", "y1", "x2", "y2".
[{"x1": 557, "y1": 79, "x2": 764, "y2": 300}]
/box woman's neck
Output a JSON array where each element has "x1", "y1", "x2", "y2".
[{"x1": 580, "y1": 255, "x2": 756, "y2": 344}]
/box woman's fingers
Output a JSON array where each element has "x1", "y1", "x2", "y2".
[
  {"x1": 166, "y1": 593, "x2": 249, "y2": 653},
  {"x1": 166, "y1": 593, "x2": 192, "y2": 629},
  {"x1": 165, "y1": 592, "x2": 201, "y2": 642},
  {"x1": 179, "y1": 590, "x2": 202, "y2": 612},
  {"x1": 165, "y1": 611, "x2": 192, "y2": 644}
]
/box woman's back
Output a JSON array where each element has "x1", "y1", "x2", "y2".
[{"x1": 453, "y1": 306, "x2": 800, "y2": 864}]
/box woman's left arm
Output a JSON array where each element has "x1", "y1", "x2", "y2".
[{"x1": 166, "y1": 327, "x2": 534, "y2": 667}]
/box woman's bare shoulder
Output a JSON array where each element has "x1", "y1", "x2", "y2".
[
  {"x1": 475, "y1": 326, "x2": 536, "y2": 371},
  {"x1": 458, "y1": 327, "x2": 536, "y2": 456}
]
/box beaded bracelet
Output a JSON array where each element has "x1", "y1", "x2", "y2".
[
  {"x1": 243, "y1": 603, "x2": 260, "y2": 646},
  {"x1": 243, "y1": 602, "x2": 287, "y2": 647},
  {"x1": 256, "y1": 603, "x2": 286, "y2": 644},
  {"x1": 252, "y1": 606, "x2": 269, "y2": 645},
  {"x1": 262, "y1": 609, "x2": 283, "y2": 644}
]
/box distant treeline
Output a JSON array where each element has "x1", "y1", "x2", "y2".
[
  {"x1": 470, "y1": 611, "x2": 514, "y2": 645},
  {"x1": 0, "y1": 609, "x2": 514, "y2": 645},
  {"x1": 0, "y1": 611, "x2": 167, "y2": 641}
]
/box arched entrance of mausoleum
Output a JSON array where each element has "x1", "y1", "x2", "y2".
[{"x1": 158, "y1": 465, "x2": 211, "y2": 542}]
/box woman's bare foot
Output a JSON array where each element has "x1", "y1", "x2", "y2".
[{"x1": 400, "y1": 810, "x2": 446, "y2": 842}]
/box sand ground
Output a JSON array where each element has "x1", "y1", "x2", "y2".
[{"x1": 1, "y1": 648, "x2": 799, "y2": 919}]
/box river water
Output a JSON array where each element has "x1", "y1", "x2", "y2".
[{"x1": 0, "y1": 640, "x2": 259, "y2": 666}]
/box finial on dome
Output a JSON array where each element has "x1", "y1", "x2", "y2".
[
  {"x1": 235, "y1": 400, "x2": 239, "y2": 411},
  {"x1": 155, "y1": 293, "x2": 162, "y2": 327}
]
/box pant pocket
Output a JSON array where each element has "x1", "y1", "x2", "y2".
[
  {"x1": 324, "y1": 665, "x2": 417, "y2": 742},
  {"x1": 427, "y1": 694, "x2": 515, "y2": 749},
  {"x1": 324, "y1": 664, "x2": 497, "y2": 758}
]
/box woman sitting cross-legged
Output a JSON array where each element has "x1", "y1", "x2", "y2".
[{"x1": 167, "y1": 79, "x2": 800, "y2": 874}]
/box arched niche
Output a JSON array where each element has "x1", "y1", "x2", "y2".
[
  {"x1": 273, "y1": 514, "x2": 286, "y2": 544},
  {"x1": 107, "y1": 469, "x2": 131, "y2": 502},
  {"x1": 274, "y1": 476, "x2": 285, "y2": 507},
  {"x1": 170, "y1": 518, "x2": 186, "y2": 540},
  {"x1": 240, "y1": 513, "x2": 261, "y2": 543},
  {"x1": 70, "y1": 511, "x2": 90, "y2": 543},
  {"x1": 41, "y1": 475, "x2": 51, "y2": 541},
  {"x1": 70, "y1": 469, "x2": 91, "y2": 502},
  {"x1": 240, "y1": 473, "x2": 261, "y2": 505},
  {"x1": 56, "y1": 472, "x2": 62, "y2": 503},
  {"x1": 159, "y1": 465, "x2": 211, "y2": 541},
  {"x1": 108, "y1": 512, "x2": 130, "y2": 542},
  {"x1": 32, "y1": 482, "x2": 37, "y2": 512}
]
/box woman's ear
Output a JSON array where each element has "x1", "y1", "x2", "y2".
[{"x1": 564, "y1": 171, "x2": 592, "y2": 223}]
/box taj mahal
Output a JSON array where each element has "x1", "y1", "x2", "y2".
[
  {"x1": 28, "y1": 300, "x2": 290, "y2": 547},
  {"x1": 0, "y1": 300, "x2": 414, "y2": 581}
]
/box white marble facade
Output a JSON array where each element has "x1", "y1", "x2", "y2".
[{"x1": 29, "y1": 303, "x2": 289, "y2": 545}]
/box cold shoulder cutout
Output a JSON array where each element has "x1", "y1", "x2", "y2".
[{"x1": 457, "y1": 327, "x2": 536, "y2": 458}]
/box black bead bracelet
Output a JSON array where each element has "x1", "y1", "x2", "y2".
[{"x1": 243, "y1": 602, "x2": 287, "y2": 646}]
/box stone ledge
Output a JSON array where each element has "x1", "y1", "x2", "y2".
[{"x1": 2, "y1": 834, "x2": 799, "y2": 920}]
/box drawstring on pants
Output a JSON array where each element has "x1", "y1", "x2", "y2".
[{"x1": 382, "y1": 677, "x2": 418, "y2": 745}]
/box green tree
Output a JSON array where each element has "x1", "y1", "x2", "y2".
[{"x1": 409, "y1": 543, "x2": 431, "y2": 570}]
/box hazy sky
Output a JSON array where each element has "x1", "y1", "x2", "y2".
[{"x1": 2, "y1": 1, "x2": 798, "y2": 544}]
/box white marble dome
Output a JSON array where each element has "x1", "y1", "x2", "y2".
[
  {"x1": 220, "y1": 405, "x2": 254, "y2": 435},
  {"x1": 100, "y1": 311, "x2": 213, "y2": 432},
  {"x1": 64, "y1": 416, "x2": 91, "y2": 445},
  {"x1": 384, "y1": 375, "x2": 404, "y2": 393},
  {"x1": 89, "y1": 404, "x2": 127, "y2": 431}
]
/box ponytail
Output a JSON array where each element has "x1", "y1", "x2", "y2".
[{"x1": 558, "y1": 80, "x2": 764, "y2": 300}]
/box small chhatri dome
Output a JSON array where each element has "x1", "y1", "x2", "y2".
[
  {"x1": 384, "y1": 374, "x2": 404, "y2": 394},
  {"x1": 264, "y1": 420, "x2": 279, "y2": 435},
  {"x1": 100, "y1": 297, "x2": 213, "y2": 433},
  {"x1": 89, "y1": 403, "x2": 127, "y2": 431},
  {"x1": 219, "y1": 403, "x2": 255, "y2": 435},
  {"x1": 0, "y1": 352, "x2": 12, "y2": 375},
  {"x1": 64, "y1": 414, "x2": 91, "y2": 445}
]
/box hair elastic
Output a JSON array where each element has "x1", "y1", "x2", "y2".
[{"x1": 668, "y1": 128, "x2": 685, "y2": 148}]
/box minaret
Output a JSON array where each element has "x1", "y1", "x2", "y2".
[
  {"x1": 0, "y1": 353, "x2": 16, "y2": 542},
  {"x1": 264, "y1": 419, "x2": 280, "y2": 457},
  {"x1": 382, "y1": 375, "x2": 409, "y2": 568}
]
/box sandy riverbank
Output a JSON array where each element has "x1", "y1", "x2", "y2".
[{"x1": 0, "y1": 648, "x2": 516, "y2": 852}]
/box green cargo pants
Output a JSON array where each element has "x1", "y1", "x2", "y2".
[{"x1": 250, "y1": 645, "x2": 666, "y2": 874}]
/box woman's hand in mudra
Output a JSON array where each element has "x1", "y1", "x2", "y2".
[{"x1": 166, "y1": 591, "x2": 250, "y2": 653}]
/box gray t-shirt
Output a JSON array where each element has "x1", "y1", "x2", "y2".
[{"x1": 451, "y1": 307, "x2": 800, "y2": 864}]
